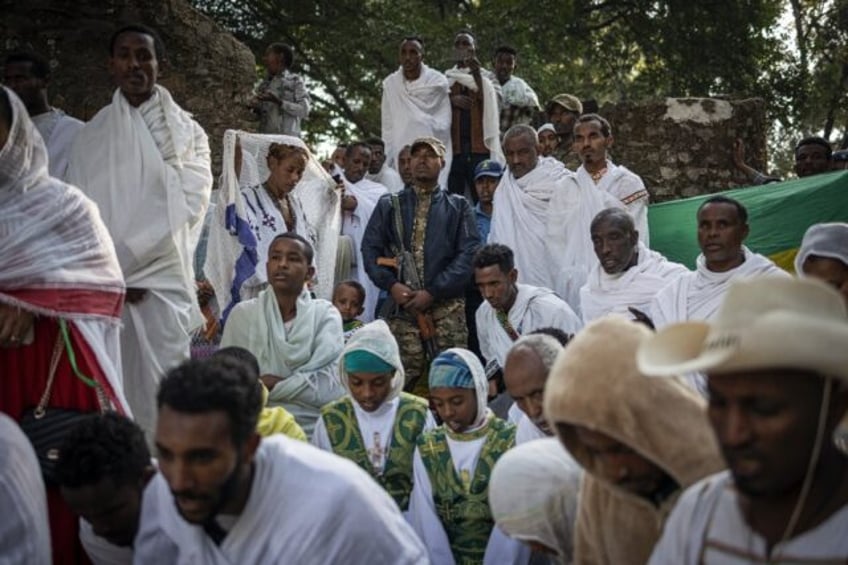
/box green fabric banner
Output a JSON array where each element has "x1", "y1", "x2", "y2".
[{"x1": 648, "y1": 170, "x2": 848, "y2": 272}]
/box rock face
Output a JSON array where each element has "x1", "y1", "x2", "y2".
[
  {"x1": 600, "y1": 97, "x2": 769, "y2": 201},
  {"x1": 0, "y1": 0, "x2": 256, "y2": 175}
]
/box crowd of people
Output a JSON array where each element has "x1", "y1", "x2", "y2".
[{"x1": 2, "y1": 21, "x2": 848, "y2": 565}]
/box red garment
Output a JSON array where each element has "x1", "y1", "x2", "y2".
[{"x1": 0, "y1": 317, "x2": 106, "y2": 565}]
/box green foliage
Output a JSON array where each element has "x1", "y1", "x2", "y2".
[{"x1": 192, "y1": 0, "x2": 847, "y2": 168}]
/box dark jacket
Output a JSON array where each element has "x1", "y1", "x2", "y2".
[{"x1": 361, "y1": 186, "x2": 480, "y2": 300}]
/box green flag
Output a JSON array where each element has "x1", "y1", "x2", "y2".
[{"x1": 648, "y1": 170, "x2": 848, "y2": 272}]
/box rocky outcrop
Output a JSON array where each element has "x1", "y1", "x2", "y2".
[{"x1": 1, "y1": 0, "x2": 257, "y2": 175}]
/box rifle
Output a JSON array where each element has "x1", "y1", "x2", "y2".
[{"x1": 377, "y1": 255, "x2": 440, "y2": 364}]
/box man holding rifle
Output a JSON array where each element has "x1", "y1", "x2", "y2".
[{"x1": 362, "y1": 137, "x2": 481, "y2": 395}]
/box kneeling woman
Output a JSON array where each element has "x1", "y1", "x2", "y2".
[
  {"x1": 312, "y1": 319, "x2": 435, "y2": 514},
  {"x1": 409, "y1": 348, "x2": 522, "y2": 565}
]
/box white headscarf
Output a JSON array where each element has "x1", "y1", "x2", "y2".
[
  {"x1": 429, "y1": 347, "x2": 490, "y2": 430},
  {"x1": 338, "y1": 319, "x2": 405, "y2": 404},
  {"x1": 489, "y1": 438, "x2": 582, "y2": 564},
  {"x1": 0, "y1": 86, "x2": 49, "y2": 194},
  {"x1": 795, "y1": 223, "x2": 848, "y2": 274}
]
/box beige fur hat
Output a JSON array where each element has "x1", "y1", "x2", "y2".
[{"x1": 637, "y1": 277, "x2": 848, "y2": 381}]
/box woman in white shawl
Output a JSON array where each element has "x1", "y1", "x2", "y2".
[
  {"x1": 795, "y1": 222, "x2": 848, "y2": 304},
  {"x1": 0, "y1": 85, "x2": 129, "y2": 560},
  {"x1": 205, "y1": 130, "x2": 341, "y2": 322}
]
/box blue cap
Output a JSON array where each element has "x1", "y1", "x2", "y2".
[{"x1": 474, "y1": 160, "x2": 504, "y2": 181}]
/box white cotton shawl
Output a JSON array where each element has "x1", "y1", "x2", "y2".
[
  {"x1": 381, "y1": 64, "x2": 452, "y2": 170},
  {"x1": 575, "y1": 160, "x2": 650, "y2": 246},
  {"x1": 31, "y1": 108, "x2": 84, "y2": 180},
  {"x1": 651, "y1": 247, "x2": 789, "y2": 327},
  {"x1": 0, "y1": 86, "x2": 129, "y2": 413},
  {"x1": 500, "y1": 76, "x2": 540, "y2": 109},
  {"x1": 220, "y1": 287, "x2": 344, "y2": 434},
  {"x1": 547, "y1": 174, "x2": 625, "y2": 313},
  {"x1": 445, "y1": 67, "x2": 504, "y2": 164},
  {"x1": 205, "y1": 130, "x2": 341, "y2": 314},
  {"x1": 66, "y1": 86, "x2": 212, "y2": 331},
  {"x1": 488, "y1": 158, "x2": 572, "y2": 289},
  {"x1": 366, "y1": 161, "x2": 404, "y2": 193},
  {"x1": 342, "y1": 177, "x2": 387, "y2": 322},
  {"x1": 580, "y1": 242, "x2": 689, "y2": 323},
  {"x1": 489, "y1": 438, "x2": 582, "y2": 565},
  {"x1": 134, "y1": 436, "x2": 429, "y2": 564},
  {"x1": 476, "y1": 284, "x2": 582, "y2": 368}
]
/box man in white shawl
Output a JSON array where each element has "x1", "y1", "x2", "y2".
[
  {"x1": 136, "y1": 356, "x2": 429, "y2": 564},
  {"x1": 365, "y1": 136, "x2": 404, "y2": 193},
  {"x1": 502, "y1": 334, "x2": 566, "y2": 445},
  {"x1": 489, "y1": 125, "x2": 621, "y2": 310},
  {"x1": 221, "y1": 233, "x2": 344, "y2": 437},
  {"x1": 474, "y1": 243, "x2": 581, "y2": 375},
  {"x1": 342, "y1": 141, "x2": 388, "y2": 321},
  {"x1": 446, "y1": 31, "x2": 504, "y2": 200},
  {"x1": 381, "y1": 37, "x2": 452, "y2": 182},
  {"x1": 581, "y1": 208, "x2": 688, "y2": 323},
  {"x1": 489, "y1": 438, "x2": 582, "y2": 565},
  {"x1": 573, "y1": 114, "x2": 650, "y2": 245},
  {"x1": 66, "y1": 25, "x2": 212, "y2": 441},
  {"x1": 4, "y1": 51, "x2": 84, "y2": 180},
  {"x1": 203, "y1": 130, "x2": 340, "y2": 318},
  {"x1": 650, "y1": 196, "x2": 788, "y2": 329},
  {"x1": 493, "y1": 46, "x2": 540, "y2": 134}
]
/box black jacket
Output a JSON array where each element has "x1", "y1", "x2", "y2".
[{"x1": 361, "y1": 187, "x2": 481, "y2": 300}]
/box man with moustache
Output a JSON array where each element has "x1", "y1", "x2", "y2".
[
  {"x1": 640, "y1": 277, "x2": 848, "y2": 563},
  {"x1": 67, "y1": 24, "x2": 212, "y2": 442},
  {"x1": 571, "y1": 113, "x2": 650, "y2": 245},
  {"x1": 134, "y1": 356, "x2": 428, "y2": 563}
]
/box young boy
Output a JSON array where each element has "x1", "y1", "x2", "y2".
[
  {"x1": 312, "y1": 320, "x2": 435, "y2": 514},
  {"x1": 409, "y1": 348, "x2": 521, "y2": 564},
  {"x1": 332, "y1": 280, "x2": 366, "y2": 340}
]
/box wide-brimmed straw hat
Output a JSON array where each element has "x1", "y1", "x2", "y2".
[{"x1": 637, "y1": 277, "x2": 848, "y2": 382}]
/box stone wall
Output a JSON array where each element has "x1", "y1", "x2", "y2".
[
  {"x1": 601, "y1": 97, "x2": 769, "y2": 201},
  {"x1": 0, "y1": 0, "x2": 256, "y2": 175}
]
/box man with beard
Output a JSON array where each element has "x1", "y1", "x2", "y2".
[
  {"x1": 545, "y1": 93, "x2": 582, "y2": 166},
  {"x1": 365, "y1": 137, "x2": 404, "y2": 193},
  {"x1": 474, "y1": 243, "x2": 581, "y2": 380},
  {"x1": 362, "y1": 137, "x2": 480, "y2": 394},
  {"x1": 135, "y1": 356, "x2": 428, "y2": 563},
  {"x1": 639, "y1": 277, "x2": 848, "y2": 563},
  {"x1": 341, "y1": 142, "x2": 387, "y2": 321},
  {"x1": 67, "y1": 24, "x2": 212, "y2": 443},
  {"x1": 572, "y1": 113, "x2": 649, "y2": 245},
  {"x1": 489, "y1": 124, "x2": 618, "y2": 310}
]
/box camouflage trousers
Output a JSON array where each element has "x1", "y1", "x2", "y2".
[{"x1": 388, "y1": 298, "x2": 467, "y2": 396}]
